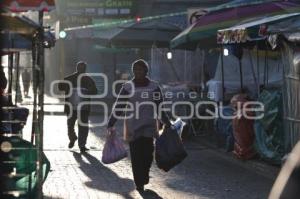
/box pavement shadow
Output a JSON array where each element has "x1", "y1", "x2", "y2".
[
  {"x1": 72, "y1": 151, "x2": 135, "y2": 199},
  {"x1": 139, "y1": 189, "x2": 164, "y2": 199}
]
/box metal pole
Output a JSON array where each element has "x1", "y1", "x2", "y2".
[
  {"x1": 266, "y1": 50, "x2": 269, "y2": 86},
  {"x1": 256, "y1": 45, "x2": 260, "y2": 94},
  {"x1": 264, "y1": 50, "x2": 267, "y2": 86},
  {"x1": 31, "y1": 38, "x2": 38, "y2": 144},
  {"x1": 201, "y1": 50, "x2": 205, "y2": 91},
  {"x1": 248, "y1": 50, "x2": 258, "y2": 97},
  {"x1": 221, "y1": 47, "x2": 225, "y2": 101},
  {"x1": 239, "y1": 58, "x2": 243, "y2": 90},
  {"x1": 59, "y1": 40, "x2": 65, "y2": 79},
  {"x1": 14, "y1": 52, "x2": 21, "y2": 105},
  {"x1": 8, "y1": 54, "x2": 14, "y2": 105},
  {"x1": 113, "y1": 52, "x2": 117, "y2": 81},
  {"x1": 37, "y1": 10, "x2": 45, "y2": 199}
]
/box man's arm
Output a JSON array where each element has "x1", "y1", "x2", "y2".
[
  {"x1": 58, "y1": 80, "x2": 69, "y2": 92},
  {"x1": 84, "y1": 76, "x2": 97, "y2": 95},
  {"x1": 107, "y1": 86, "x2": 129, "y2": 128}
]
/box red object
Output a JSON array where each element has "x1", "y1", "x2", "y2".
[
  {"x1": 231, "y1": 94, "x2": 256, "y2": 160},
  {"x1": 135, "y1": 16, "x2": 141, "y2": 22},
  {"x1": 232, "y1": 115, "x2": 256, "y2": 160},
  {"x1": 2, "y1": 0, "x2": 55, "y2": 12},
  {"x1": 258, "y1": 24, "x2": 268, "y2": 36}
]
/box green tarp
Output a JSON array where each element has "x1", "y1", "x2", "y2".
[
  {"x1": 254, "y1": 89, "x2": 284, "y2": 165},
  {"x1": 0, "y1": 136, "x2": 50, "y2": 198}
]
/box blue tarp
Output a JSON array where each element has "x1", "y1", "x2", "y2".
[{"x1": 254, "y1": 89, "x2": 284, "y2": 165}]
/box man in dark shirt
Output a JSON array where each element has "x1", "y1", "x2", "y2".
[{"x1": 58, "y1": 61, "x2": 97, "y2": 153}]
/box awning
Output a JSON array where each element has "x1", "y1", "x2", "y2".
[
  {"x1": 2, "y1": 0, "x2": 55, "y2": 12},
  {"x1": 65, "y1": 13, "x2": 186, "y2": 48},
  {"x1": 0, "y1": 13, "x2": 40, "y2": 36},
  {"x1": 2, "y1": 33, "x2": 32, "y2": 53},
  {"x1": 171, "y1": 0, "x2": 300, "y2": 50},
  {"x1": 0, "y1": 13, "x2": 55, "y2": 54},
  {"x1": 217, "y1": 12, "x2": 300, "y2": 44}
]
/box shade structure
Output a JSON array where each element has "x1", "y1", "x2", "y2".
[
  {"x1": 0, "y1": 13, "x2": 40, "y2": 36},
  {"x1": 110, "y1": 19, "x2": 183, "y2": 48},
  {"x1": 2, "y1": 0, "x2": 55, "y2": 12},
  {"x1": 2, "y1": 33, "x2": 32, "y2": 53},
  {"x1": 268, "y1": 14, "x2": 300, "y2": 34},
  {"x1": 0, "y1": 13, "x2": 55, "y2": 54},
  {"x1": 66, "y1": 14, "x2": 186, "y2": 48},
  {"x1": 217, "y1": 12, "x2": 300, "y2": 44},
  {"x1": 171, "y1": 0, "x2": 300, "y2": 50},
  {"x1": 93, "y1": 44, "x2": 135, "y2": 53}
]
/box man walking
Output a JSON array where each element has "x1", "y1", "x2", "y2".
[
  {"x1": 107, "y1": 59, "x2": 171, "y2": 192},
  {"x1": 58, "y1": 61, "x2": 97, "y2": 153}
]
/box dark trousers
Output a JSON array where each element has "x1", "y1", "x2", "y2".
[
  {"x1": 129, "y1": 137, "x2": 154, "y2": 188},
  {"x1": 67, "y1": 110, "x2": 89, "y2": 148}
]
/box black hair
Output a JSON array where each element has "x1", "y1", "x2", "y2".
[
  {"x1": 132, "y1": 59, "x2": 149, "y2": 74},
  {"x1": 76, "y1": 61, "x2": 87, "y2": 73}
]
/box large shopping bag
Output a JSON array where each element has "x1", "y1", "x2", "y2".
[
  {"x1": 155, "y1": 127, "x2": 187, "y2": 172},
  {"x1": 102, "y1": 130, "x2": 127, "y2": 164}
]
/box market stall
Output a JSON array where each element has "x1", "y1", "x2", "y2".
[
  {"x1": 216, "y1": 13, "x2": 300, "y2": 163},
  {"x1": 1, "y1": 1, "x2": 55, "y2": 198}
]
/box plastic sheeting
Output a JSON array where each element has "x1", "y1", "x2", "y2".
[
  {"x1": 150, "y1": 47, "x2": 204, "y2": 85},
  {"x1": 281, "y1": 42, "x2": 300, "y2": 151},
  {"x1": 0, "y1": 136, "x2": 50, "y2": 198},
  {"x1": 207, "y1": 49, "x2": 283, "y2": 101},
  {"x1": 254, "y1": 89, "x2": 284, "y2": 165}
]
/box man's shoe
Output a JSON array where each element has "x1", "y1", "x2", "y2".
[
  {"x1": 68, "y1": 137, "x2": 77, "y2": 148},
  {"x1": 136, "y1": 186, "x2": 144, "y2": 193},
  {"x1": 80, "y1": 146, "x2": 90, "y2": 153},
  {"x1": 144, "y1": 177, "x2": 149, "y2": 185}
]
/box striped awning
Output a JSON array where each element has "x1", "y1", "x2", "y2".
[
  {"x1": 217, "y1": 12, "x2": 300, "y2": 44},
  {"x1": 171, "y1": 0, "x2": 300, "y2": 50}
]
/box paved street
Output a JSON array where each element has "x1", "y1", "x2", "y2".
[{"x1": 22, "y1": 99, "x2": 275, "y2": 199}]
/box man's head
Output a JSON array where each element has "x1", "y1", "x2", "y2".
[
  {"x1": 76, "y1": 61, "x2": 87, "y2": 73},
  {"x1": 132, "y1": 59, "x2": 148, "y2": 80}
]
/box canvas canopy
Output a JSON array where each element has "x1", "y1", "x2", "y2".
[
  {"x1": 217, "y1": 12, "x2": 300, "y2": 44},
  {"x1": 171, "y1": 0, "x2": 300, "y2": 50}
]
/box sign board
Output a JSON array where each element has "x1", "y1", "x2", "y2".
[
  {"x1": 56, "y1": 0, "x2": 136, "y2": 27},
  {"x1": 58, "y1": 0, "x2": 136, "y2": 18}
]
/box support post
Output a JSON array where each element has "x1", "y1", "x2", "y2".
[
  {"x1": 36, "y1": 10, "x2": 45, "y2": 199},
  {"x1": 221, "y1": 47, "x2": 225, "y2": 101}
]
